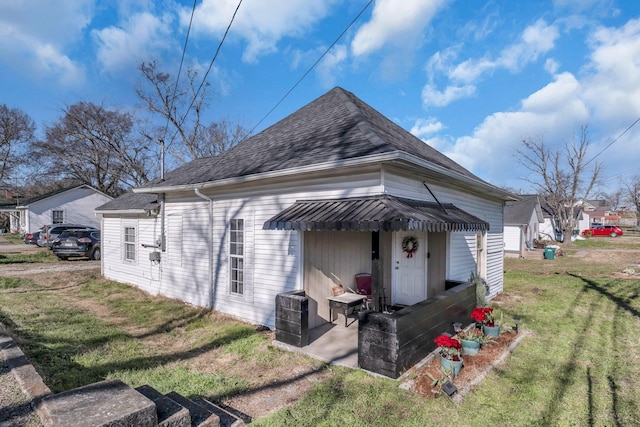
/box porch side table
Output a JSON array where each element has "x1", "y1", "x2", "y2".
[{"x1": 327, "y1": 293, "x2": 366, "y2": 327}]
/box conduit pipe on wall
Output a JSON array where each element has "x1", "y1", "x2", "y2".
[{"x1": 195, "y1": 188, "x2": 214, "y2": 310}]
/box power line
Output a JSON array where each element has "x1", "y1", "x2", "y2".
[
  {"x1": 248, "y1": 0, "x2": 374, "y2": 135},
  {"x1": 584, "y1": 117, "x2": 640, "y2": 167},
  {"x1": 162, "y1": 0, "x2": 197, "y2": 142},
  {"x1": 175, "y1": 0, "x2": 242, "y2": 136},
  {"x1": 158, "y1": 0, "x2": 197, "y2": 180}
]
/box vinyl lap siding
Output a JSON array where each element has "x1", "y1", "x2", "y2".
[
  {"x1": 504, "y1": 226, "x2": 521, "y2": 252},
  {"x1": 161, "y1": 202, "x2": 210, "y2": 307},
  {"x1": 102, "y1": 215, "x2": 160, "y2": 295},
  {"x1": 448, "y1": 232, "x2": 477, "y2": 282},
  {"x1": 212, "y1": 197, "x2": 297, "y2": 328},
  {"x1": 26, "y1": 187, "x2": 111, "y2": 232},
  {"x1": 102, "y1": 206, "x2": 212, "y2": 308},
  {"x1": 210, "y1": 177, "x2": 382, "y2": 328},
  {"x1": 383, "y1": 170, "x2": 505, "y2": 295}
]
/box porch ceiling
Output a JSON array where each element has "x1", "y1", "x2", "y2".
[{"x1": 263, "y1": 195, "x2": 489, "y2": 232}]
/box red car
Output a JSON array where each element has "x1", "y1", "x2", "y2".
[{"x1": 582, "y1": 225, "x2": 623, "y2": 237}]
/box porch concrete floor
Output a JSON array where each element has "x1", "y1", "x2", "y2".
[{"x1": 274, "y1": 319, "x2": 359, "y2": 369}]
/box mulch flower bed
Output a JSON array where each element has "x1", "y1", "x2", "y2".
[{"x1": 402, "y1": 329, "x2": 528, "y2": 402}]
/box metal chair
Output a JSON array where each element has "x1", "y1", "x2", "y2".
[{"x1": 354, "y1": 273, "x2": 373, "y2": 311}]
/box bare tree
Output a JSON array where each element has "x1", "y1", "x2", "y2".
[
  {"x1": 0, "y1": 104, "x2": 34, "y2": 182},
  {"x1": 136, "y1": 61, "x2": 248, "y2": 168},
  {"x1": 32, "y1": 102, "x2": 152, "y2": 196},
  {"x1": 517, "y1": 126, "x2": 601, "y2": 242},
  {"x1": 623, "y1": 175, "x2": 640, "y2": 226},
  {"x1": 597, "y1": 189, "x2": 623, "y2": 211}
]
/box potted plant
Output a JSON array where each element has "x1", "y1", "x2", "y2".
[
  {"x1": 434, "y1": 334, "x2": 463, "y2": 377},
  {"x1": 471, "y1": 306, "x2": 500, "y2": 337},
  {"x1": 457, "y1": 327, "x2": 487, "y2": 355}
]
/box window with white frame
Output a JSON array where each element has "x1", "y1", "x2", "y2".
[
  {"x1": 229, "y1": 219, "x2": 244, "y2": 295},
  {"x1": 52, "y1": 210, "x2": 64, "y2": 224},
  {"x1": 124, "y1": 226, "x2": 136, "y2": 261}
]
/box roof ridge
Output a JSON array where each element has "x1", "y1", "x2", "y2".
[{"x1": 335, "y1": 87, "x2": 390, "y2": 150}]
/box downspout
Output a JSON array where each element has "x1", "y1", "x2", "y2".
[{"x1": 195, "y1": 188, "x2": 214, "y2": 310}]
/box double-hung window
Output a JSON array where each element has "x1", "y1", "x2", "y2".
[
  {"x1": 124, "y1": 226, "x2": 136, "y2": 261},
  {"x1": 52, "y1": 210, "x2": 64, "y2": 224},
  {"x1": 229, "y1": 219, "x2": 244, "y2": 295}
]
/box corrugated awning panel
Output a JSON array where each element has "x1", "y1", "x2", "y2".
[{"x1": 263, "y1": 195, "x2": 489, "y2": 232}]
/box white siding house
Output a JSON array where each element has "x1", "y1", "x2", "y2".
[
  {"x1": 97, "y1": 87, "x2": 514, "y2": 330},
  {"x1": 504, "y1": 195, "x2": 543, "y2": 257},
  {"x1": 15, "y1": 185, "x2": 112, "y2": 235}
]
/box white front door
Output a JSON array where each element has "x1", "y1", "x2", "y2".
[{"x1": 392, "y1": 231, "x2": 427, "y2": 306}]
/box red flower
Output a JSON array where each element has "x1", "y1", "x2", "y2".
[
  {"x1": 434, "y1": 334, "x2": 462, "y2": 360},
  {"x1": 471, "y1": 307, "x2": 495, "y2": 327},
  {"x1": 471, "y1": 307, "x2": 486, "y2": 323}
]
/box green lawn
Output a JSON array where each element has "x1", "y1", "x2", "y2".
[
  {"x1": 1, "y1": 246, "x2": 639, "y2": 426},
  {"x1": 257, "y1": 260, "x2": 640, "y2": 426}
]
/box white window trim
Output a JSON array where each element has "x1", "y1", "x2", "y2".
[
  {"x1": 229, "y1": 218, "x2": 244, "y2": 296},
  {"x1": 123, "y1": 225, "x2": 137, "y2": 263},
  {"x1": 51, "y1": 209, "x2": 65, "y2": 224}
]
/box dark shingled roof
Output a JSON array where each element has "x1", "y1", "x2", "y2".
[
  {"x1": 504, "y1": 195, "x2": 540, "y2": 225},
  {"x1": 263, "y1": 195, "x2": 489, "y2": 232},
  {"x1": 96, "y1": 192, "x2": 158, "y2": 211},
  {"x1": 141, "y1": 87, "x2": 482, "y2": 189}
]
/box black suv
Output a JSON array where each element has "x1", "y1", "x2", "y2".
[{"x1": 52, "y1": 229, "x2": 101, "y2": 260}]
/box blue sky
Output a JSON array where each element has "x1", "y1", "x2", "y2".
[{"x1": 1, "y1": 0, "x2": 639, "y2": 195}]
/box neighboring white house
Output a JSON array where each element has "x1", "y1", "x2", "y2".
[
  {"x1": 504, "y1": 195, "x2": 543, "y2": 257},
  {"x1": 7, "y1": 185, "x2": 112, "y2": 234},
  {"x1": 96, "y1": 87, "x2": 514, "y2": 330},
  {"x1": 539, "y1": 203, "x2": 585, "y2": 242}
]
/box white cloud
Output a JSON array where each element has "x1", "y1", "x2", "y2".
[
  {"x1": 316, "y1": 44, "x2": 348, "y2": 88},
  {"x1": 0, "y1": 0, "x2": 92, "y2": 85},
  {"x1": 425, "y1": 48, "x2": 458, "y2": 77},
  {"x1": 92, "y1": 12, "x2": 175, "y2": 75},
  {"x1": 544, "y1": 58, "x2": 559, "y2": 74},
  {"x1": 449, "y1": 58, "x2": 495, "y2": 84},
  {"x1": 351, "y1": 0, "x2": 448, "y2": 57},
  {"x1": 434, "y1": 17, "x2": 640, "y2": 191},
  {"x1": 497, "y1": 20, "x2": 559, "y2": 71},
  {"x1": 582, "y1": 18, "x2": 640, "y2": 125},
  {"x1": 423, "y1": 20, "x2": 559, "y2": 108},
  {"x1": 442, "y1": 72, "x2": 590, "y2": 186},
  {"x1": 422, "y1": 84, "x2": 475, "y2": 107},
  {"x1": 185, "y1": 0, "x2": 338, "y2": 63},
  {"x1": 521, "y1": 72, "x2": 586, "y2": 114},
  {"x1": 410, "y1": 118, "x2": 445, "y2": 138}
]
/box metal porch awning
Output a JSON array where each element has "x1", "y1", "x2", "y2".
[{"x1": 263, "y1": 195, "x2": 489, "y2": 232}]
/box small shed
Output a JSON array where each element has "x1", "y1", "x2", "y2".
[{"x1": 504, "y1": 195, "x2": 543, "y2": 256}]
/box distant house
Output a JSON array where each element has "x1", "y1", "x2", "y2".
[
  {"x1": 96, "y1": 87, "x2": 515, "y2": 378},
  {"x1": 539, "y1": 203, "x2": 585, "y2": 242},
  {"x1": 587, "y1": 210, "x2": 619, "y2": 226},
  {"x1": 2, "y1": 185, "x2": 112, "y2": 234},
  {"x1": 504, "y1": 195, "x2": 543, "y2": 256},
  {"x1": 577, "y1": 199, "x2": 609, "y2": 212}
]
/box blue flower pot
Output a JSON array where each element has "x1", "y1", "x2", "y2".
[
  {"x1": 483, "y1": 325, "x2": 500, "y2": 337},
  {"x1": 440, "y1": 356, "x2": 463, "y2": 377},
  {"x1": 461, "y1": 339, "x2": 480, "y2": 355}
]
